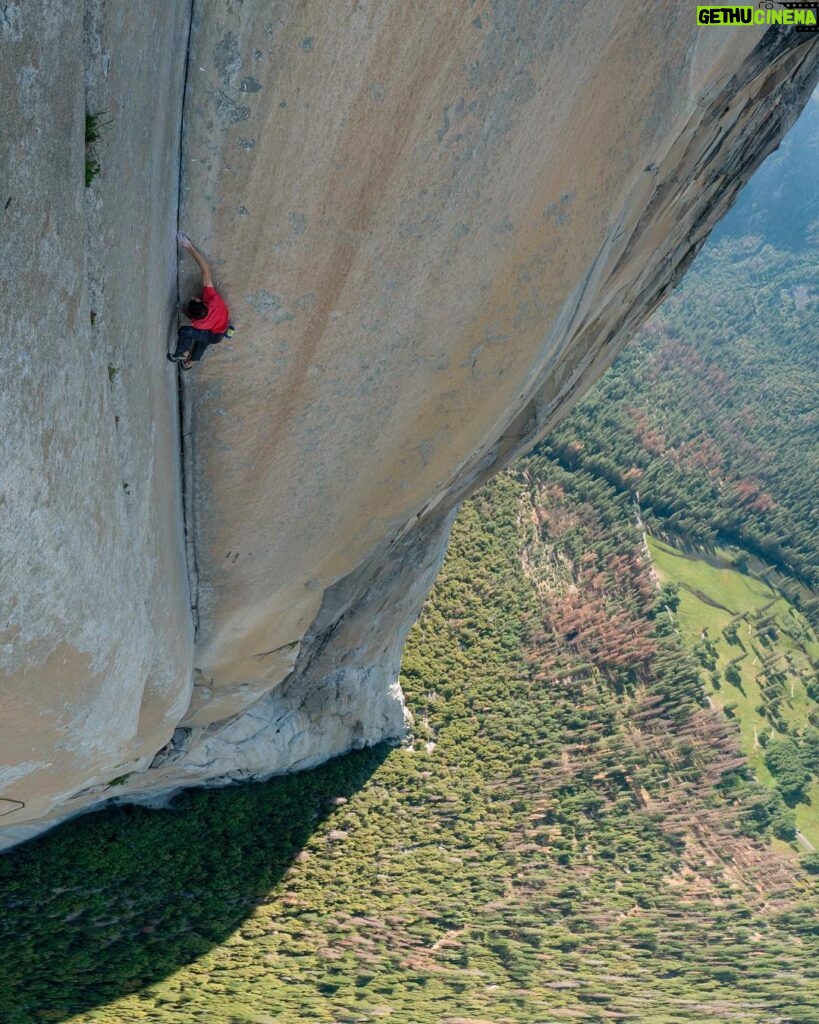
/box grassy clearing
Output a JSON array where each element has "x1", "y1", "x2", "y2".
[
  {"x1": 649, "y1": 535, "x2": 819, "y2": 848},
  {"x1": 649, "y1": 538, "x2": 775, "y2": 615}
]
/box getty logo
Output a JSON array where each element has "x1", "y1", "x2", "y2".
[{"x1": 696, "y1": 2, "x2": 819, "y2": 29}]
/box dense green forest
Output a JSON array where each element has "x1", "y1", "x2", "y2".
[
  {"x1": 2, "y1": 468, "x2": 817, "y2": 1023},
  {"x1": 546, "y1": 240, "x2": 818, "y2": 593}
]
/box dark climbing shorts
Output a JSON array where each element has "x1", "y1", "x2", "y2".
[{"x1": 174, "y1": 325, "x2": 224, "y2": 363}]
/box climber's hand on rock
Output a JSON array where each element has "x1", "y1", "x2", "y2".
[{"x1": 177, "y1": 232, "x2": 192, "y2": 249}]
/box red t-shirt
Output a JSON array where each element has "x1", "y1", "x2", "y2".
[{"x1": 191, "y1": 286, "x2": 230, "y2": 334}]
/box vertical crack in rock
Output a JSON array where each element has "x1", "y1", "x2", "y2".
[
  {"x1": 82, "y1": 2, "x2": 120, "y2": 487},
  {"x1": 177, "y1": 0, "x2": 199, "y2": 637}
]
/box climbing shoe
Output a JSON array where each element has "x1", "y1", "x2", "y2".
[{"x1": 225, "y1": 324, "x2": 236, "y2": 339}]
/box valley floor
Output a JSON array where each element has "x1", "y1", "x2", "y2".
[
  {"x1": 2, "y1": 467, "x2": 817, "y2": 1024},
  {"x1": 648, "y1": 535, "x2": 819, "y2": 850}
]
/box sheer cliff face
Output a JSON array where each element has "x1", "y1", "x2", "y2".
[
  {"x1": 1, "y1": 2, "x2": 194, "y2": 843},
  {"x1": 2, "y1": 1, "x2": 818, "y2": 846}
]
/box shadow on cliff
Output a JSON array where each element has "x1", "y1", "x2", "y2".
[{"x1": 0, "y1": 744, "x2": 391, "y2": 1024}]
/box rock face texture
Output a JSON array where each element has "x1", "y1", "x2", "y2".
[
  {"x1": 2, "y1": 1, "x2": 818, "y2": 846},
  {"x1": 1, "y1": 1, "x2": 193, "y2": 845}
]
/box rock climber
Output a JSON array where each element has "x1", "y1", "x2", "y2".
[{"x1": 168, "y1": 233, "x2": 234, "y2": 370}]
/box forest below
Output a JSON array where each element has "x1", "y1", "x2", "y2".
[
  {"x1": 2, "y1": 465, "x2": 817, "y2": 1023},
  {"x1": 546, "y1": 239, "x2": 817, "y2": 598}
]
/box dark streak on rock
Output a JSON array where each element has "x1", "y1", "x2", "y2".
[
  {"x1": 178, "y1": 0, "x2": 200, "y2": 637},
  {"x1": 255, "y1": 641, "x2": 299, "y2": 661}
]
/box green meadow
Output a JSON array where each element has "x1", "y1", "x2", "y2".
[{"x1": 649, "y1": 536, "x2": 819, "y2": 849}]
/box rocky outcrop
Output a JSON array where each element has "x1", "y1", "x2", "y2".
[{"x1": 2, "y1": 1, "x2": 817, "y2": 847}]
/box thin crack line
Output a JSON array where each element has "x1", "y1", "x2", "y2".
[{"x1": 176, "y1": 0, "x2": 199, "y2": 638}]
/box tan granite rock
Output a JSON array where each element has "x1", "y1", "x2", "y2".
[
  {"x1": 173, "y1": 6, "x2": 817, "y2": 758},
  {"x1": 1, "y1": 1, "x2": 817, "y2": 846},
  {"x1": 0, "y1": 0, "x2": 193, "y2": 842}
]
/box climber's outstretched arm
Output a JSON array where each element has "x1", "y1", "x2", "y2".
[{"x1": 177, "y1": 232, "x2": 214, "y2": 289}]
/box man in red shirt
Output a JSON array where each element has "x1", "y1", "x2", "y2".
[{"x1": 168, "y1": 233, "x2": 233, "y2": 370}]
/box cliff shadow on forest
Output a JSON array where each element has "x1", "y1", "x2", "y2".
[{"x1": 0, "y1": 745, "x2": 391, "y2": 1024}]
